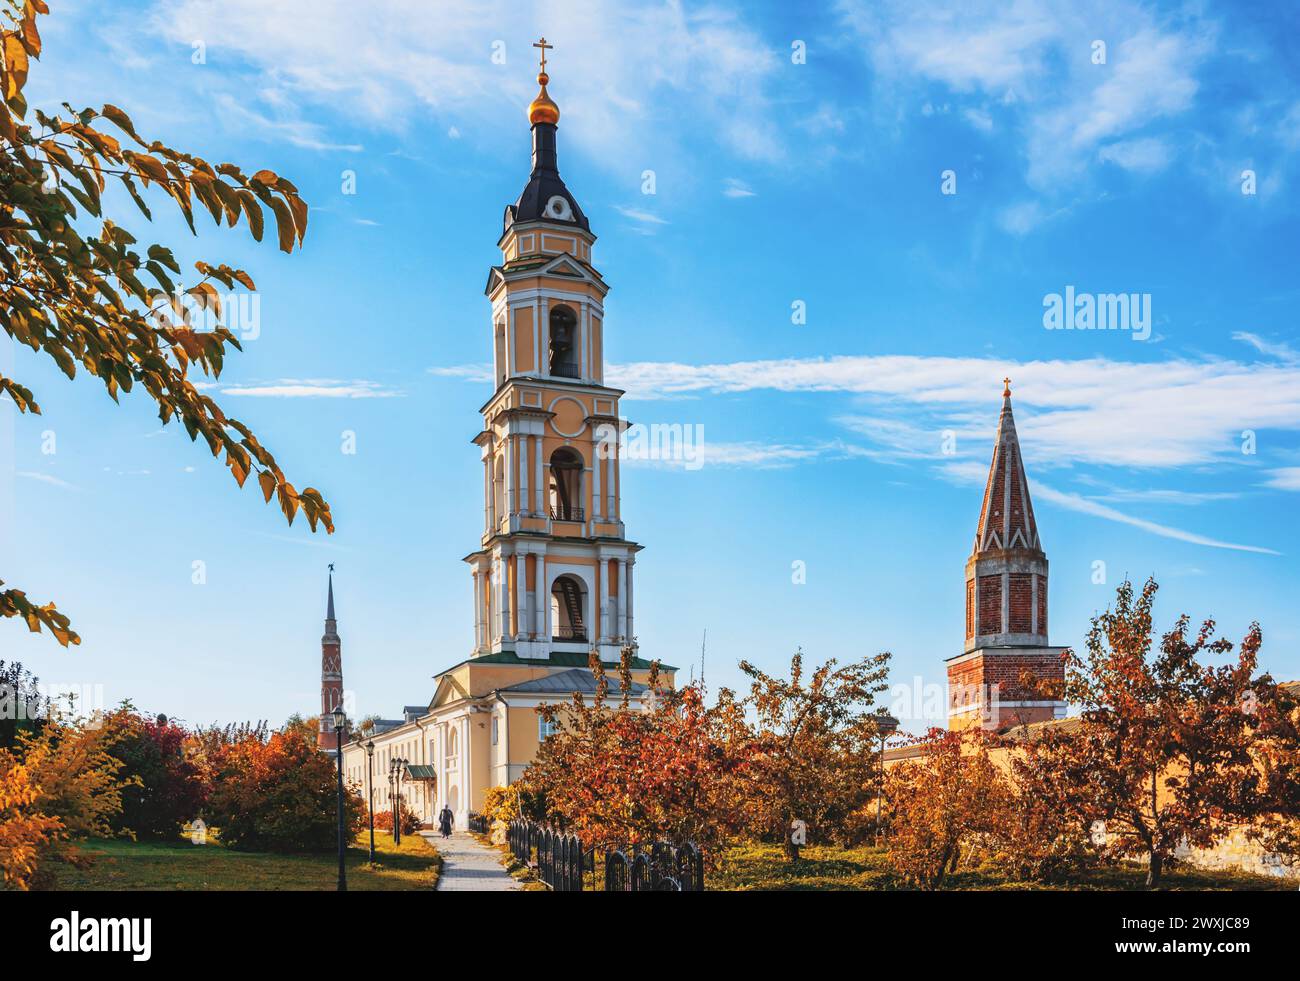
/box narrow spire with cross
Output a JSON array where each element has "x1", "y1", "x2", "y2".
[{"x1": 533, "y1": 36, "x2": 553, "y2": 75}]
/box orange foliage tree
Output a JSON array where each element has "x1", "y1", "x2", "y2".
[
  {"x1": 0, "y1": 0, "x2": 330, "y2": 646},
  {"x1": 0, "y1": 755, "x2": 60, "y2": 889},
  {"x1": 740, "y1": 649, "x2": 891, "y2": 859},
  {"x1": 884, "y1": 728, "x2": 1003, "y2": 889},
  {"x1": 204, "y1": 718, "x2": 364, "y2": 853},
  {"x1": 0, "y1": 707, "x2": 132, "y2": 888},
  {"x1": 518, "y1": 652, "x2": 753, "y2": 853},
  {"x1": 1020, "y1": 578, "x2": 1293, "y2": 888}
]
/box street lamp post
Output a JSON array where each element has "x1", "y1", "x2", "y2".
[
  {"x1": 393, "y1": 757, "x2": 408, "y2": 846},
  {"x1": 364, "y1": 739, "x2": 376, "y2": 864},
  {"x1": 331, "y1": 705, "x2": 348, "y2": 892},
  {"x1": 386, "y1": 762, "x2": 396, "y2": 842},
  {"x1": 873, "y1": 710, "x2": 899, "y2": 845}
]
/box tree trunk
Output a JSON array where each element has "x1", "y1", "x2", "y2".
[{"x1": 1146, "y1": 850, "x2": 1163, "y2": 889}]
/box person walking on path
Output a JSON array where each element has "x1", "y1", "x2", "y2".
[{"x1": 439, "y1": 805, "x2": 454, "y2": 839}]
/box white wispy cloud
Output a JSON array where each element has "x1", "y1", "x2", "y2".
[
  {"x1": 604, "y1": 354, "x2": 1300, "y2": 470},
  {"x1": 153, "y1": 0, "x2": 784, "y2": 170},
  {"x1": 838, "y1": 0, "x2": 1216, "y2": 191},
  {"x1": 614, "y1": 205, "x2": 669, "y2": 229},
  {"x1": 425, "y1": 350, "x2": 1290, "y2": 551},
  {"x1": 1031, "y1": 482, "x2": 1278, "y2": 555},
  {"x1": 936, "y1": 455, "x2": 1269, "y2": 554},
  {"x1": 431, "y1": 352, "x2": 1300, "y2": 469},
  {"x1": 1262, "y1": 467, "x2": 1300, "y2": 491},
  {"x1": 16, "y1": 471, "x2": 80, "y2": 491},
  {"x1": 722, "y1": 177, "x2": 757, "y2": 198},
  {"x1": 428, "y1": 364, "x2": 493, "y2": 383},
  {"x1": 1098, "y1": 137, "x2": 1173, "y2": 173},
  {"x1": 211, "y1": 93, "x2": 364, "y2": 153},
  {"x1": 1234, "y1": 331, "x2": 1299, "y2": 362},
  {"x1": 219, "y1": 379, "x2": 403, "y2": 398}
]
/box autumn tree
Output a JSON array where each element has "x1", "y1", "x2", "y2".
[
  {"x1": 740, "y1": 649, "x2": 891, "y2": 860},
  {"x1": 0, "y1": 706, "x2": 132, "y2": 887},
  {"x1": 1245, "y1": 682, "x2": 1300, "y2": 872},
  {"x1": 110, "y1": 708, "x2": 208, "y2": 840},
  {"x1": 884, "y1": 728, "x2": 1003, "y2": 889},
  {"x1": 1027, "y1": 578, "x2": 1290, "y2": 888},
  {"x1": 0, "y1": 749, "x2": 59, "y2": 889},
  {"x1": 986, "y1": 733, "x2": 1099, "y2": 884},
  {"x1": 205, "y1": 720, "x2": 363, "y2": 853},
  {"x1": 519, "y1": 651, "x2": 753, "y2": 853},
  {"x1": 0, "y1": 1, "x2": 330, "y2": 646}
]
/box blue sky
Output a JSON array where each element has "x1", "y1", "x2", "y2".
[{"x1": 3, "y1": 0, "x2": 1300, "y2": 732}]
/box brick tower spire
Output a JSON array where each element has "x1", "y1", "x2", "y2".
[
  {"x1": 947, "y1": 381, "x2": 1065, "y2": 731},
  {"x1": 318, "y1": 565, "x2": 346, "y2": 752}
]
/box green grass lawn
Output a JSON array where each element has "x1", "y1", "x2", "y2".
[
  {"x1": 712, "y1": 842, "x2": 1296, "y2": 891},
  {"x1": 44, "y1": 831, "x2": 441, "y2": 891}
]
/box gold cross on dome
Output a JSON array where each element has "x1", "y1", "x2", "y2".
[
  {"x1": 1003, "y1": 376, "x2": 1012, "y2": 396},
  {"x1": 533, "y1": 37, "x2": 553, "y2": 73}
]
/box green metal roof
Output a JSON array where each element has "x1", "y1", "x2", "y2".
[{"x1": 437, "y1": 649, "x2": 676, "y2": 675}]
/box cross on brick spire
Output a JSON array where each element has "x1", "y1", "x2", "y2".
[{"x1": 974, "y1": 382, "x2": 1040, "y2": 555}]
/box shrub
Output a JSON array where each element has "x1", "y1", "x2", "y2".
[
  {"x1": 111, "y1": 710, "x2": 208, "y2": 841},
  {"x1": 205, "y1": 723, "x2": 364, "y2": 852},
  {"x1": 482, "y1": 784, "x2": 521, "y2": 824},
  {"x1": 1, "y1": 710, "x2": 131, "y2": 888},
  {"x1": 885, "y1": 729, "x2": 1002, "y2": 890},
  {"x1": 372, "y1": 804, "x2": 420, "y2": 835}
]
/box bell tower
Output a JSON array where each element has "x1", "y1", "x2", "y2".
[
  {"x1": 946, "y1": 381, "x2": 1066, "y2": 730},
  {"x1": 465, "y1": 40, "x2": 640, "y2": 662},
  {"x1": 318, "y1": 565, "x2": 347, "y2": 751}
]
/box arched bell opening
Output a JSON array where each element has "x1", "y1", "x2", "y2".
[
  {"x1": 548, "y1": 304, "x2": 579, "y2": 378},
  {"x1": 550, "y1": 574, "x2": 588, "y2": 642},
  {"x1": 548, "y1": 447, "x2": 583, "y2": 521}
]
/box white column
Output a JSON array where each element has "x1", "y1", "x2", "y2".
[
  {"x1": 585, "y1": 467, "x2": 593, "y2": 532},
  {"x1": 592, "y1": 442, "x2": 603, "y2": 521},
  {"x1": 626, "y1": 559, "x2": 634, "y2": 642},
  {"x1": 516, "y1": 551, "x2": 529, "y2": 640},
  {"x1": 539, "y1": 296, "x2": 548, "y2": 376},
  {"x1": 617, "y1": 557, "x2": 628, "y2": 640},
  {"x1": 535, "y1": 553, "x2": 547, "y2": 640},
  {"x1": 459, "y1": 717, "x2": 470, "y2": 819},
  {"x1": 483, "y1": 456, "x2": 493, "y2": 533},
  {"x1": 504, "y1": 434, "x2": 515, "y2": 517},
  {"x1": 606, "y1": 439, "x2": 617, "y2": 518},
  {"x1": 580, "y1": 298, "x2": 589, "y2": 380},
  {"x1": 435, "y1": 725, "x2": 446, "y2": 812},
  {"x1": 495, "y1": 555, "x2": 510, "y2": 641},
  {"x1": 519, "y1": 436, "x2": 530, "y2": 515},
  {"x1": 533, "y1": 435, "x2": 544, "y2": 514},
  {"x1": 472, "y1": 571, "x2": 482, "y2": 649}
]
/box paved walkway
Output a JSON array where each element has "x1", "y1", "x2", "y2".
[{"x1": 424, "y1": 831, "x2": 521, "y2": 891}]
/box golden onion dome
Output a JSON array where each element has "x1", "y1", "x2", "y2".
[{"x1": 528, "y1": 71, "x2": 560, "y2": 125}]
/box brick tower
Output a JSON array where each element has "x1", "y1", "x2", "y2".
[
  {"x1": 947, "y1": 380, "x2": 1066, "y2": 730},
  {"x1": 318, "y1": 566, "x2": 347, "y2": 751}
]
